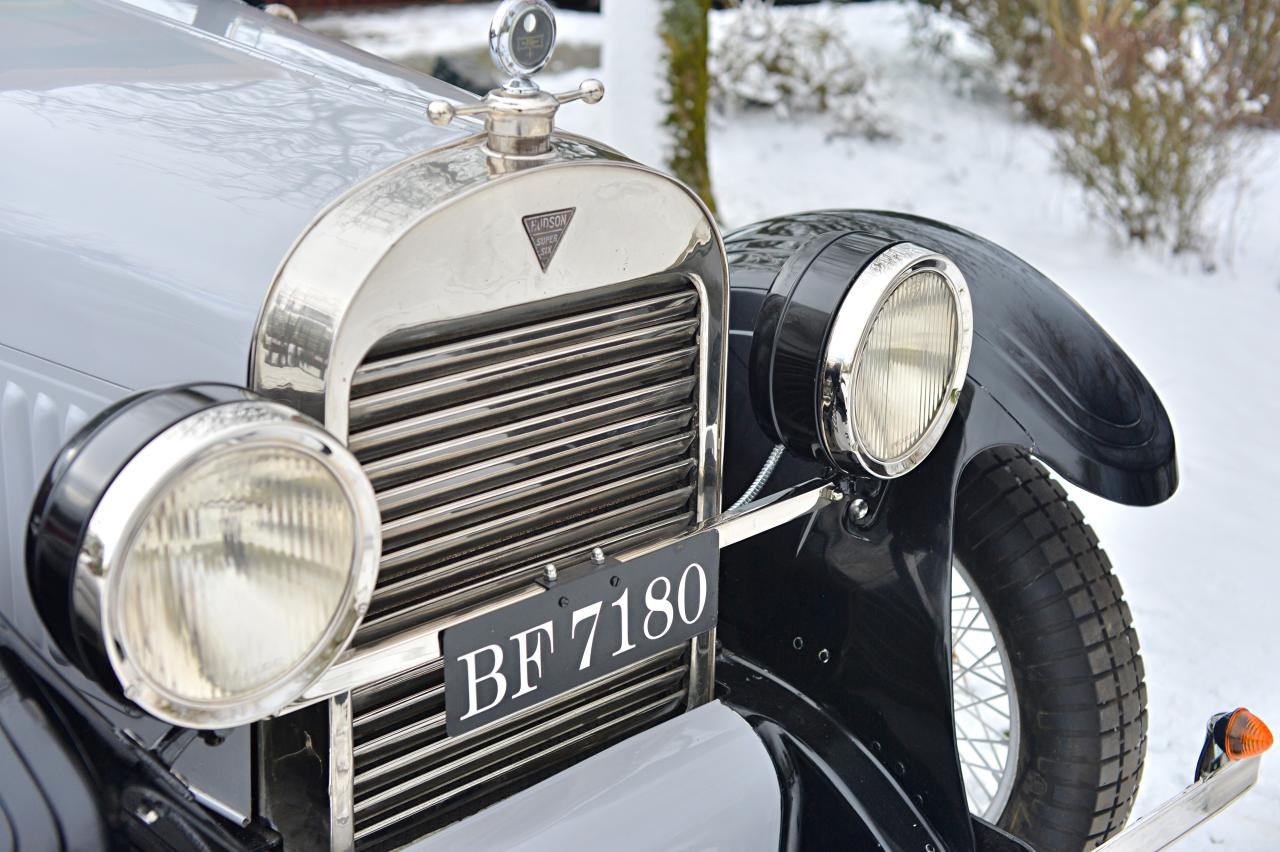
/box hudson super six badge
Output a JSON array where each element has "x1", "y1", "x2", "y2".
[{"x1": 522, "y1": 207, "x2": 575, "y2": 272}]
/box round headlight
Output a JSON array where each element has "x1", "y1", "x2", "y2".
[
  {"x1": 821, "y1": 245, "x2": 972, "y2": 477},
  {"x1": 750, "y1": 236, "x2": 973, "y2": 478},
  {"x1": 27, "y1": 387, "x2": 380, "y2": 728}
]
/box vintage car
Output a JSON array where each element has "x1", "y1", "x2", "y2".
[{"x1": 0, "y1": 0, "x2": 1270, "y2": 849}]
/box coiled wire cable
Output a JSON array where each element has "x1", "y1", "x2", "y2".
[{"x1": 726, "y1": 444, "x2": 785, "y2": 513}]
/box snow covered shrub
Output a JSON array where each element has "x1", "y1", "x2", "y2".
[
  {"x1": 1221, "y1": 0, "x2": 1280, "y2": 129},
  {"x1": 1053, "y1": 14, "x2": 1265, "y2": 251},
  {"x1": 933, "y1": 0, "x2": 1275, "y2": 254},
  {"x1": 710, "y1": 0, "x2": 891, "y2": 139}
]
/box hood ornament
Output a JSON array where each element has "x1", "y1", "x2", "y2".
[{"x1": 426, "y1": 0, "x2": 603, "y2": 159}]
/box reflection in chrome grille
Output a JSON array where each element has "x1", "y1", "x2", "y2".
[
  {"x1": 345, "y1": 278, "x2": 702, "y2": 846},
  {"x1": 351, "y1": 648, "x2": 688, "y2": 848}
]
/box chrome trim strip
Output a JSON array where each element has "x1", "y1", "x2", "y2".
[
  {"x1": 284, "y1": 482, "x2": 837, "y2": 711},
  {"x1": 295, "y1": 586, "x2": 542, "y2": 706},
  {"x1": 330, "y1": 692, "x2": 356, "y2": 852},
  {"x1": 372, "y1": 421, "x2": 695, "y2": 519},
  {"x1": 350, "y1": 349, "x2": 696, "y2": 461},
  {"x1": 353, "y1": 668, "x2": 687, "y2": 802},
  {"x1": 348, "y1": 318, "x2": 697, "y2": 426},
  {"x1": 350, "y1": 291, "x2": 696, "y2": 394},
  {"x1": 686, "y1": 629, "x2": 716, "y2": 709},
  {"x1": 365, "y1": 503, "x2": 695, "y2": 622},
  {"x1": 715, "y1": 482, "x2": 840, "y2": 548},
  {"x1": 187, "y1": 784, "x2": 251, "y2": 828},
  {"x1": 354, "y1": 647, "x2": 684, "y2": 782},
  {"x1": 352, "y1": 682, "x2": 446, "y2": 730},
  {"x1": 1095, "y1": 758, "x2": 1261, "y2": 851},
  {"x1": 352, "y1": 691, "x2": 683, "y2": 843}
]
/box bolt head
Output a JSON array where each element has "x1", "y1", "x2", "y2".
[
  {"x1": 542, "y1": 563, "x2": 557, "y2": 582},
  {"x1": 849, "y1": 497, "x2": 870, "y2": 521},
  {"x1": 426, "y1": 101, "x2": 455, "y2": 126}
]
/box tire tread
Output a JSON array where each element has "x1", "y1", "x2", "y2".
[{"x1": 957, "y1": 448, "x2": 1146, "y2": 851}]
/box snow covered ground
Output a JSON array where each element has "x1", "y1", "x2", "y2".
[{"x1": 314, "y1": 2, "x2": 1280, "y2": 846}]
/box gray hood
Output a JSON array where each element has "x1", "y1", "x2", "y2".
[{"x1": 0, "y1": 0, "x2": 475, "y2": 390}]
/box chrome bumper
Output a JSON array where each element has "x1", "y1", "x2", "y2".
[{"x1": 1099, "y1": 749, "x2": 1263, "y2": 850}]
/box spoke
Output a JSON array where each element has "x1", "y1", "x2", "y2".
[
  {"x1": 955, "y1": 664, "x2": 1010, "y2": 694},
  {"x1": 959, "y1": 718, "x2": 1011, "y2": 779},
  {"x1": 955, "y1": 692, "x2": 1011, "y2": 719},
  {"x1": 951, "y1": 562, "x2": 1018, "y2": 819},
  {"x1": 959, "y1": 751, "x2": 997, "y2": 797},
  {"x1": 958, "y1": 735, "x2": 1002, "y2": 776},
  {"x1": 951, "y1": 600, "x2": 980, "y2": 644},
  {"x1": 954, "y1": 645, "x2": 999, "y2": 680},
  {"x1": 952, "y1": 604, "x2": 990, "y2": 648}
]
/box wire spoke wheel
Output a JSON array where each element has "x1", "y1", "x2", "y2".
[{"x1": 951, "y1": 557, "x2": 1019, "y2": 821}]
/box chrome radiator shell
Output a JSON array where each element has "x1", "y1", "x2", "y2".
[{"x1": 251, "y1": 135, "x2": 726, "y2": 849}]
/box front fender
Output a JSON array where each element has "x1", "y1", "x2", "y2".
[
  {"x1": 716, "y1": 209, "x2": 1175, "y2": 851},
  {"x1": 724, "y1": 209, "x2": 1177, "y2": 506},
  {"x1": 0, "y1": 637, "x2": 106, "y2": 850}
]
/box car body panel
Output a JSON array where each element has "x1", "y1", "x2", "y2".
[
  {"x1": 409, "y1": 701, "x2": 781, "y2": 852},
  {"x1": 0, "y1": 0, "x2": 482, "y2": 827},
  {"x1": 0, "y1": 0, "x2": 474, "y2": 391}
]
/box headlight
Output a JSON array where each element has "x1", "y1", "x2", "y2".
[
  {"x1": 751, "y1": 236, "x2": 973, "y2": 478},
  {"x1": 27, "y1": 386, "x2": 380, "y2": 728}
]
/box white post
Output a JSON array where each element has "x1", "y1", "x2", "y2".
[{"x1": 601, "y1": 0, "x2": 671, "y2": 171}]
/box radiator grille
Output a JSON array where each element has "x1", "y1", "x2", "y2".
[
  {"x1": 345, "y1": 278, "x2": 703, "y2": 845},
  {"x1": 350, "y1": 647, "x2": 688, "y2": 848}
]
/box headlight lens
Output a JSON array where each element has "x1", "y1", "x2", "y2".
[
  {"x1": 114, "y1": 446, "x2": 356, "y2": 703},
  {"x1": 821, "y1": 243, "x2": 972, "y2": 478},
  {"x1": 82, "y1": 399, "x2": 380, "y2": 727},
  {"x1": 852, "y1": 269, "x2": 960, "y2": 463}
]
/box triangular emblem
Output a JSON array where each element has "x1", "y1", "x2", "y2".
[{"x1": 521, "y1": 208, "x2": 575, "y2": 272}]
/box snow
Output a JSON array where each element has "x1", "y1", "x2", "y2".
[{"x1": 312, "y1": 2, "x2": 1280, "y2": 845}]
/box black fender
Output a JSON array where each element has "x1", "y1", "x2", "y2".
[
  {"x1": 0, "y1": 643, "x2": 106, "y2": 850},
  {"x1": 724, "y1": 209, "x2": 1177, "y2": 505},
  {"x1": 0, "y1": 614, "x2": 279, "y2": 852},
  {"x1": 716, "y1": 211, "x2": 1175, "y2": 851}
]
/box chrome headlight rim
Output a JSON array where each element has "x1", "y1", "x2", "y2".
[
  {"x1": 819, "y1": 243, "x2": 973, "y2": 478},
  {"x1": 27, "y1": 387, "x2": 381, "y2": 729},
  {"x1": 89, "y1": 401, "x2": 380, "y2": 727},
  {"x1": 748, "y1": 233, "x2": 974, "y2": 479}
]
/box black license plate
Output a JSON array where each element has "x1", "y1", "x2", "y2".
[{"x1": 442, "y1": 532, "x2": 719, "y2": 735}]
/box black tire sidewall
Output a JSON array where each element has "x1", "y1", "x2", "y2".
[{"x1": 954, "y1": 449, "x2": 1147, "y2": 851}]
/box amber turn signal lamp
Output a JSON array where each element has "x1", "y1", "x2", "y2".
[{"x1": 1223, "y1": 708, "x2": 1274, "y2": 761}]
